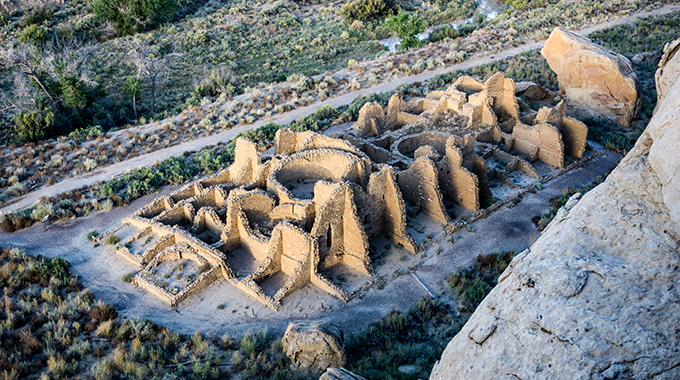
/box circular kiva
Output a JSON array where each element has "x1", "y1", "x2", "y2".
[
  {"x1": 267, "y1": 148, "x2": 369, "y2": 204},
  {"x1": 393, "y1": 132, "x2": 452, "y2": 159}
]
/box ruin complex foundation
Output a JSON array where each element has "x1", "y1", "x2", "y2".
[{"x1": 99, "y1": 72, "x2": 589, "y2": 310}]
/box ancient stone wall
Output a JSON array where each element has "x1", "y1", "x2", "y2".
[{"x1": 104, "y1": 69, "x2": 591, "y2": 310}]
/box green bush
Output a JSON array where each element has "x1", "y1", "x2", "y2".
[
  {"x1": 105, "y1": 234, "x2": 120, "y2": 245},
  {"x1": 87, "y1": 230, "x2": 100, "y2": 241},
  {"x1": 502, "y1": 0, "x2": 552, "y2": 11},
  {"x1": 91, "y1": 0, "x2": 178, "y2": 36},
  {"x1": 460, "y1": 278, "x2": 491, "y2": 310},
  {"x1": 20, "y1": 4, "x2": 54, "y2": 26},
  {"x1": 385, "y1": 9, "x2": 426, "y2": 50},
  {"x1": 341, "y1": 0, "x2": 394, "y2": 22},
  {"x1": 346, "y1": 297, "x2": 459, "y2": 379},
  {"x1": 19, "y1": 24, "x2": 49, "y2": 46},
  {"x1": 13, "y1": 108, "x2": 55, "y2": 142},
  {"x1": 68, "y1": 125, "x2": 104, "y2": 141},
  {"x1": 429, "y1": 23, "x2": 476, "y2": 43},
  {"x1": 186, "y1": 69, "x2": 239, "y2": 106},
  {"x1": 448, "y1": 250, "x2": 515, "y2": 311}
]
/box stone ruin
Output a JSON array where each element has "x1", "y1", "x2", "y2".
[{"x1": 98, "y1": 72, "x2": 588, "y2": 311}]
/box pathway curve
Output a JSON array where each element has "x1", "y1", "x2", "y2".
[{"x1": 3, "y1": 4, "x2": 678, "y2": 214}]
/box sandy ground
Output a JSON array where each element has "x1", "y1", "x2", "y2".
[
  {"x1": 3, "y1": 4, "x2": 677, "y2": 215},
  {"x1": 0, "y1": 150, "x2": 621, "y2": 337}
]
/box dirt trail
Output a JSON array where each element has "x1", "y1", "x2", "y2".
[{"x1": 3, "y1": 4, "x2": 678, "y2": 215}]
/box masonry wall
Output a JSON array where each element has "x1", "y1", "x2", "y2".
[
  {"x1": 367, "y1": 165, "x2": 416, "y2": 252},
  {"x1": 440, "y1": 140, "x2": 480, "y2": 211},
  {"x1": 560, "y1": 117, "x2": 588, "y2": 158},
  {"x1": 398, "y1": 157, "x2": 450, "y2": 223},
  {"x1": 537, "y1": 123, "x2": 565, "y2": 168}
]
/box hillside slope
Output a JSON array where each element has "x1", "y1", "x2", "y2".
[{"x1": 429, "y1": 37, "x2": 680, "y2": 379}]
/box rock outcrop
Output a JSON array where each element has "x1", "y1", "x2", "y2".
[
  {"x1": 282, "y1": 321, "x2": 346, "y2": 375},
  {"x1": 319, "y1": 367, "x2": 367, "y2": 380},
  {"x1": 430, "y1": 38, "x2": 680, "y2": 380},
  {"x1": 514, "y1": 81, "x2": 552, "y2": 101},
  {"x1": 541, "y1": 27, "x2": 641, "y2": 128},
  {"x1": 631, "y1": 51, "x2": 662, "y2": 65},
  {"x1": 656, "y1": 38, "x2": 680, "y2": 107}
]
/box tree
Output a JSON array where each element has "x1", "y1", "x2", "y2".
[
  {"x1": 385, "y1": 9, "x2": 426, "y2": 50},
  {"x1": 341, "y1": 0, "x2": 393, "y2": 22},
  {"x1": 0, "y1": 42, "x2": 58, "y2": 106},
  {"x1": 91, "y1": 0, "x2": 178, "y2": 36},
  {"x1": 13, "y1": 105, "x2": 54, "y2": 141},
  {"x1": 122, "y1": 77, "x2": 140, "y2": 120},
  {"x1": 127, "y1": 39, "x2": 179, "y2": 115},
  {"x1": 0, "y1": 37, "x2": 100, "y2": 140}
]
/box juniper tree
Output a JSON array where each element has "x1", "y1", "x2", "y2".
[
  {"x1": 91, "y1": 0, "x2": 178, "y2": 36},
  {"x1": 127, "y1": 39, "x2": 179, "y2": 115}
]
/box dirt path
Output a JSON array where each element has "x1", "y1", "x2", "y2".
[
  {"x1": 3, "y1": 4, "x2": 677, "y2": 215},
  {"x1": 0, "y1": 151, "x2": 621, "y2": 336}
]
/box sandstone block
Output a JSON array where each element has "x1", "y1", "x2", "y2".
[
  {"x1": 282, "y1": 321, "x2": 346, "y2": 374},
  {"x1": 541, "y1": 27, "x2": 641, "y2": 128},
  {"x1": 515, "y1": 81, "x2": 551, "y2": 101}
]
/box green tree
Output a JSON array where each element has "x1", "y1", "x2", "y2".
[
  {"x1": 122, "y1": 77, "x2": 141, "y2": 120},
  {"x1": 341, "y1": 0, "x2": 393, "y2": 22},
  {"x1": 14, "y1": 105, "x2": 55, "y2": 141},
  {"x1": 385, "y1": 9, "x2": 426, "y2": 50},
  {"x1": 91, "y1": 0, "x2": 178, "y2": 36}
]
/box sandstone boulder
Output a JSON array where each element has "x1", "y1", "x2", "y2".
[
  {"x1": 515, "y1": 81, "x2": 551, "y2": 101},
  {"x1": 430, "y1": 38, "x2": 680, "y2": 380},
  {"x1": 631, "y1": 51, "x2": 662, "y2": 65},
  {"x1": 282, "y1": 321, "x2": 346, "y2": 374},
  {"x1": 319, "y1": 367, "x2": 366, "y2": 380},
  {"x1": 541, "y1": 27, "x2": 641, "y2": 128}
]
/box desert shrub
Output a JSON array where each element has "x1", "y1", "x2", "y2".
[
  {"x1": 20, "y1": 4, "x2": 55, "y2": 26},
  {"x1": 19, "y1": 24, "x2": 49, "y2": 46},
  {"x1": 90, "y1": 302, "x2": 118, "y2": 321},
  {"x1": 100, "y1": 199, "x2": 114, "y2": 211},
  {"x1": 341, "y1": 0, "x2": 394, "y2": 22},
  {"x1": 1, "y1": 217, "x2": 15, "y2": 233},
  {"x1": 385, "y1": 10, "x2": 426, "y2": 50},
  {"x1": 87, "y1": 230, "x2": 100, "y2": 241},
  {"x1": 460, "y1": 278, "x2": 491, "y2": 310},
  {"x1": 346, "y1": 297, "x2": 460, "y2": 379},
  {"x1": 84, "y1": 158, "x2": 98, "y2": 171},
  {"x1": 91, "y1": 0, "x2": 178, "y2": 35},
  {"x1": 429, "y1": 23, "x2": 476, "y2": 43},
  {"x1": 186, "y1": 69, "x2": 240, "y2": 106},
  {"x1": 276, "y1": 13, "x2": 300, "y2": 29},
  {"x1": 502, "y1": 0, "x2": 552, "y2": 11},
  {"x1": 105, "y1": 234, "x2": 120, "y2": 245},
  {"x1": 583, "y1": 116, "x2": 640, "y2": 154},
  {"x1": 14, "y1": 109, "x2": 55, "y2": 142},
  {"x1": 448, "y1": 250, "x2": 515, "y2": 311},
  {"x1": 68, "y1": 125, "x2": 104, "y2": 141}
]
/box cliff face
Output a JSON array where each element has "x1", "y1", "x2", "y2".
[{"x1": 430, "y1": 39, "x2": 680, "y2": 380}]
